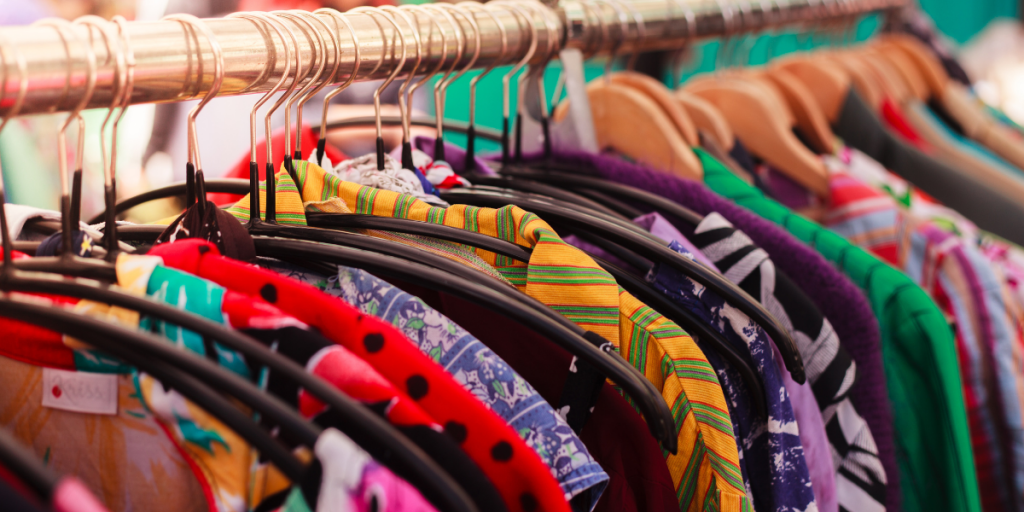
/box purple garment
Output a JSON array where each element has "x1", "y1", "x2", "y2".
[
  {"x1": 519, "y1": 149, "x2": 899, "y2": 512},
  {"x1": 632, "y1": 212, "x2": 719, "y2": 271},
  {"x1": 772, "y1": 343, "x2": 838, "y2": 512}
]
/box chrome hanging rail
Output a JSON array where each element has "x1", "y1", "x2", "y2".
[{"x1": 0, "y1": 0, "x2": 909, "y2": 117}]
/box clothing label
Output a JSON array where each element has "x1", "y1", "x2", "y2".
[{"x1": 41, "y1": 368, "x2": 118, "y2": 415}]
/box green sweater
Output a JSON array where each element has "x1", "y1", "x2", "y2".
[{"x1": 695, "y1": 148, "x2": 981, "y2": 512}]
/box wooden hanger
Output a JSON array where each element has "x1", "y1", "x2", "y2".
[
  {"x1": 685, "y1": 77, "x2": 830, "y2": 197},
  {"x1": 608, "y1": 71, "x2": 700, "y2": 146},
  {"x1": 879, "y1": 34, "x2": 948, "y2": 100},
  {"x1": 870, "y1": 46, "x2": 929, "y2": 101},
  {"x1": 755, "y1": 68, "x2": 837, "y2": 154},
  {"x1": 770, "y1": 55, "x2": 851, "y2": 123},
  {"x1": 674, "y1": 91, "x2": 735, "y2": 151},
  {"x1": 553, "y1": 80, "x2": 703, "y2": 178},
  {"x1": 849, "y1": 48, "x2": 912, "y2": 104},
  {"x1": 825, "y1": 50, "x2": 884, "y2": 110}
]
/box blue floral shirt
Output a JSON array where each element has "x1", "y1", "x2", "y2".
[
  {"x1": 646, "y1": 242, "x2": 817, "y2": 512},
  {"x1": 260, "y1": 259, "x2": 609, "y2": 510}
]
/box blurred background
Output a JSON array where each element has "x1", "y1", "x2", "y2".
[{"x1": 1, "y1": 0, "x2": 1022, "y2": 220}]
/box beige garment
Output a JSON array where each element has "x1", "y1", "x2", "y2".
[
  {"x1": 940, "y1": 83, "x2": 1024, "y2": 174},
  {"x1": 0, "y1": 354, "x2": 209, "y2": 512}
]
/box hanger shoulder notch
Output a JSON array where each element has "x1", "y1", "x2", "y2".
[
  {"x1": 758, "y1": 69, "x2": 836, "y2": 154},
  {"x1": 772, "y1": 57, "x2": 851, "y2": 123},
  {"x1": 583, "y1": 80, "x2": 703, "y2": 179},
  {"x1": 674, "y1": 90, "x2": 735, "y2": 151},
  {"x1": 609, "y1": 71, "x2": 700, "y2": 146},
  {"x1": 685, "y1": 80, "x2": 829, "y2": 197}
]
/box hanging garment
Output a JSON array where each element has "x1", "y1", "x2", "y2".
[
  {"x1": 643, "y1": 241, "x2": 818, "y2": 512},
  {"x1": 831, "y1": 90, "x2": 1024, "y2": 246},
  {"x1": 115, "y1": 253, "x2": 504, "y2": 512},
  {"x1": 147, "y1": 239, "x2": 571, "y2": 512},
  {"x1": 220, "y1": 158, "x2": 751, "y2": 512},
  {"x1": 222, "y1": 166, "x2": 512, "y2": 284},
  {"x1": 689, "y1": 213, "x2": 883, "y2": 512},
  {"x1": 257, "y1": 258, "x2": 610, "y2": 511},
  {"x1": 409, "y1": 285, "x2": 681, "y2": 512},
  {"x1": 513, "y1": 147, "x2": 900, "y2": 512},
  {"x1": 284, "y1": 160, "x2": 752, "y2": 512}
]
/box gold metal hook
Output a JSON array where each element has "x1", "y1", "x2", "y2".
[
  {"x1": 381, "y1": 5, "x2": 423, "y2": 146},
  {"x1": 275, "y1": 10, "x2": 327, "y2": 161},
  {"x1": 315, "y1": 9, "x2": 360, "y2": 145},
  {"x1": 350, "y1": 6, "x2": 407, "y2": 170}
]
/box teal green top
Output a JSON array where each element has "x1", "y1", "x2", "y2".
[{"x1": 694, "y1": 147, "x2": 982, "y2": 512}]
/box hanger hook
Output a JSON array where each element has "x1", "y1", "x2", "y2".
[
  {"x1": 34, "y1": 18, "x2": 96, "y2": 252},
  {"x1": 228, "y1": 11, "x2": 292, "y2": 224},
  {"x1": 275, "y1": 10, "x2": 328, "y2": 165},
  {"x1": 73, "y1": 17, "x2": 124, "y2": 188},
  {"x1": 668, "y1": 0, "x2": 697, "y2": 88},
  {"x1": 713, "y1": 0, "x2": 736, "y2": 71},
  {"x1": 400, "y1": 4, "x2": 447, "y2": 137},
  {"x1": 0, "y1": 33, "x2": 28, "y2": 268},
  {"x1": 315, "y1": 9, "x2": 360, "y2": 164},
  {"x1": 591, "y1": 0, "x2": 629, "y2": 81},
  {"x1": 432, "y1": 3, "x2": 481, "y2": 161},
  {"x1": 461, "y1": 1, "x2": 507, "y2": 171},
  {"x1": 294, "y1": 11, "x2": 339, "y2": 157},
  {"x1": 419, "y1": 4, "x2": 463, "y2": 150},
  {"x1": 381, "y1": 5, "x2": 423, "y2": 150},
  {"x1": 350, "y1": 7, "x2": 407, "y2": 171},
  {"x1": 163, "y1": 14, "x2": 223, "y2": 219},
  {"x1": 490, "y1": 1, "x2": 537, "y2": 166}
]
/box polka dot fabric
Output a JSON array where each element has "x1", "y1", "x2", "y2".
[{"x1": 148, "y1": 239, "x2": 571, "y2": 512}]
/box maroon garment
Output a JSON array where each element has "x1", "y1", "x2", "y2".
[
  {"x1": 515, "y1": 149, "x2": 899, "y2": 512},
  {"x1": 394, "y1": 281, "x2": 678, "y2": 512}
]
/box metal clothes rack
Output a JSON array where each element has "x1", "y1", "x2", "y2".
[{"x1": 0, "y1": 0, "x2": 910, "y2": 118}]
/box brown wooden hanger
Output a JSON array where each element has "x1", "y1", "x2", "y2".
[
  {"x1": 674, "y1": 90, "x2": 735, "y2": 151},
  {"x1": 770, "y1": 55, "x2": 851, "y2": 122},
  {"x1": 825, "y1": 50, "x2": 884, "y2": 110},
  {"x1": 879, "y1": 34, "x2": 948, "y2": 100},
  {"x1": 870, "y1": 46, "x2": 929, "y2": 101},
  {"x1": 849, "y1": 48, "x2": 912, "y2": 104},
  {"x1": 554, "y1": 79, "x2": 703, "y2": 178},
  {"x1": 756, "y1": 68, "x2": 837, "y2": 154},
  {"x1": 685, "y1": 77, "x2": 830, "y2": 197},
  {"x1": 608, "y1": 71, "x2": 700, "y2": 146}
]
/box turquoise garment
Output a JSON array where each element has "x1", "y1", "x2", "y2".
[{"x1": 914, "y1": 103, "x2": 1024, "y2": 178}]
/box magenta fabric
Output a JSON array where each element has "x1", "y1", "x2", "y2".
[{"x1": 521, "y1": 149, "x2": 899, "y2": 512}]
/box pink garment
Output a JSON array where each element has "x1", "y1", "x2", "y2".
[
  {"x1": 52, "y1": 478, "x2": 110, "y2": 512},
  {"x1": 771, "y1": 343, "x2": 838, "y2": 512},
  {"x1": 315, "y1": 428, "x2": 437, "y2": 512}
]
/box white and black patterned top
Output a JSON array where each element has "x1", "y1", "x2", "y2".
[{"x1": 691, "y1": 213, "x2": 888, "y2": 512}]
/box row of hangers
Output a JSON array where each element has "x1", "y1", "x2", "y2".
[{"x1": 0, "y1": 0, "x2": 911, "y2": 508}]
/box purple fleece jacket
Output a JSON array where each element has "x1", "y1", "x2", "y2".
[{"x1": 519, "y1": 149, "x2": 899, "y2": 511}]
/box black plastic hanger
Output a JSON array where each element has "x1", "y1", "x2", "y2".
[
  {"x1": 584, "y1": 252, "x2": 767, "y2": 417},
  {"x1": 0, "y1": 428, "x2": 59, "y2": 506},
  {"x1": 253, "y1": 235, "x2": 679, "y2": 453},
  {"x1": 439, "y1": 187, "x2": 808, "y2": 383},
  {"x1": 501, "y1": 166, "x2": 707, "y2": 226}
]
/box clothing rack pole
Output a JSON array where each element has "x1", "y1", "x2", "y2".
[{"x1": 0, "y1": 0, "x2": 909, "y2": 118}]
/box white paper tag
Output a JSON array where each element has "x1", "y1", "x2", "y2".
[{"x1": 41, "y1": 368, "x2": 118, "y2": 415}]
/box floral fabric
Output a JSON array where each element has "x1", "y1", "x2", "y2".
[{"x1": 260, "y1": 258, "x2": 609, "y2": 510}]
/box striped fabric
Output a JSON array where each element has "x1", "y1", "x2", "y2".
[
  {"x1": 823, "y1": 152, "x2": 1024, "y2": 512},
  {"x1": 690, "y1": 213, "x2": 887, "y2": 512},
  {"x1": 287, "y1": 159, "x2": 752, "y2": 512},
  {"x1": 225, "y1": 165, "x2": 512, "y2": 285}
]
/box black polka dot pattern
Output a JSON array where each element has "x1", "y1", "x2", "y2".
[
  {"x1": 259, "y1": 283, "x2": 277, "y2": 303},
  {"x1": 363, "y1": 333, "x2": 384, "y2": 353},
  {"x1": 444, "y1": 421, "x2": 467, "y2": 444},
  {"x1": 197, "y1": 245, "x2": 210, "y2": 255},
  {"x1": 406, "y1": 375, "x2": 428, "y2": 400},
  {"x1": 491, "y1": 441, "x2": 513, "y2": 461},
  {"x1": 520, "y1": 493, "x2": 538, "y2": 511}
]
